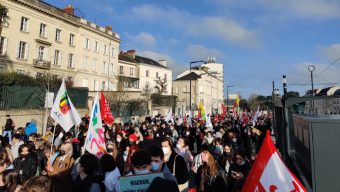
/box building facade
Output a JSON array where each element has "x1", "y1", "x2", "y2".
[
  {"x1": 118, "y1": 50, "x2": 172, "y2": 95},
  {"x1": 0, "y1": 0, "x2": 120, "y2": 91},
  {"x1": 173, "y1": 63, "x2": 224, "y2": 115}
]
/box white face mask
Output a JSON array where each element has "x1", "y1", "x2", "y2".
[
  {"x1": 232, "y1": 138, "x2": 237, "y2": 143},
  {"x1": 176, "y1": 144, "x2": 182, "y2": 149},
  {"x1": 162, "y1": 147, "x2": 170, "y2": 155},
  {"x1": 117, "y1": 137, "x2": 122, "y2": 142}
]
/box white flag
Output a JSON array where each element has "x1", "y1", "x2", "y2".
[
  {"x1": 205, "y1": 113, "x2": 213, "y2": 129},
  {"x1": 84, "y1": 92, "x2": 106, "y2": 157},
  {"x1": 50, "y1": 79, "x2": 81, "y2": 132},
  {"x1": 165, "y1": 110, "x2": 174, "y2": 125},
  {"x1": 252, "y1": 106, "x2": 260, "y2": 125}
]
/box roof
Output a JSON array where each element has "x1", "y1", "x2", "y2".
[
  {"x1": 135, "y1": 55, "x2": 168, "y2": 69},
  {"x1": 118, "y1": 53, "x2": 137, "y2": 63},
  {"x1": 334, "y1": 89, "x2": 340, "y2": 95},
  {"x1": 175, "y1": 72, "x2": 201, "y2": 81},
  {"x1": 118, "y1": 53, "x2": 168, "y2": 69},
  {"x1": 317, "y1": 87, "x2": 332, "y2": 96}
]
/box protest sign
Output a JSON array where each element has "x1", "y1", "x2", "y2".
[{"x1": 119, "y1": 173, "x2": 163, "y2": 192}]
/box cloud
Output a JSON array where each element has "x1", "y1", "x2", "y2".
[
  {"x1": 126, "y1": 32, "x2": 156, "y2": 48},
  {"x1": 319, "y1": 44, "x2": 340, "y2": 60},
  {"x1": 129, "y1": 4, "x2": 260, "y2": 48},
  {"x1": 186, "y1": 44, "x2": 223, "y2": 61}
]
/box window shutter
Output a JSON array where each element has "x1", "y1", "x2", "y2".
[
  {"x1": 25, "y1": 42, "x2": 29, "y2": 60},
  {"x1": 59, "y1": 51, "x2": 62, "y2": 66},
  {"x1": 16, "y1": 41, "x2": 20, "y2": 58},
  {"x1": 52, "y1": 50, "x2": 56, "y2": 65},
  {"x1": 84, "y1": 38, "x2": 86, "y2": 49},
  {"x1": 3, "y1": 38, "x2": 8, "y2": 55}
]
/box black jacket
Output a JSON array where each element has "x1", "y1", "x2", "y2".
[
  {"x1": 13, "y1": 154, "x2": 38, "y2": 184},
  {"x1": 196, "y1": 165, "x2": 228, "y2": 192},
  {"x1": 166, "y1": 151, "x2": 189, "y2": 185}
]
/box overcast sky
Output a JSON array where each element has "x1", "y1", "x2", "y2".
[{"x1": 46, "y1": 0, "x2": 340, "y2": 99}]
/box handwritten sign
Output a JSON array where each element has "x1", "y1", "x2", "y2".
[{"x1": 119, "y1": 173, "x2": 163, "y2": 192}]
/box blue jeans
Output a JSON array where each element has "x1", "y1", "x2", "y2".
[{"x1": 2, "y1": 130, "x2": 12, "y2": 143}]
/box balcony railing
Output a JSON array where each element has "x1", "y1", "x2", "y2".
[{"x1": 33, "y1": 59, "x2": 51, "y2": 69}]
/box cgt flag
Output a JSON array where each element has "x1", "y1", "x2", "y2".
[
  {"x1": 100, "y1": 91, "x2": 114, "y2": 125},
  {"x1": 50, "y1": 79, "x2": 81, "y2": 132},
  {"x1": 85, "y1": 92, "x2": 106, "y2": 157},
  {"x1": 242, "y1": 131, "x2": 306, "y2": 192}
]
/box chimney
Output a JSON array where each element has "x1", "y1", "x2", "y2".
[
  {"x1": 127, "y1": 50, "x2": 136, "y2": 59},
  {"x1": 63, "y1": 5, "x2": 74, "y2": 15},
  {"x1": 105, "y1": 25, "x2": 112, "y2": 31},
  {"x1": 159, "y1": 60, "x2": 167, "y2": 67}
]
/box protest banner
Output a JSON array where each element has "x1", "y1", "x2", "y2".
[{"x1": 119, "y1": 173, "x2": 163, "y2": 192}]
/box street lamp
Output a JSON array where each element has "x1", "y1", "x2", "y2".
[
  {"x1": 308, "y1": 65, "x2": 315, "y2": 113},
  {"x1": 189, "y1": 60, "x2": 205, "y2": 114},
  {"x1": 226, "y1": 85, "x2": 235, "y2": 112}
]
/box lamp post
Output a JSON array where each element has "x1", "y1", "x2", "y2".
[
  {"x1": 226, "y1": 85, "x2": 235, "y2": 113},
  {"x1": 189, "y1": 60, "x2": 205, "y2": 114},
  {"x1": 308, "y1": 65, "x2": 315, "y2": 113}
]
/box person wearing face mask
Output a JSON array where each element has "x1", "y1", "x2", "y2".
[
  {"x1": 148, "y1": 145, "x2": 178, "y2": 185},
  {"x1": 227, "y1": 151, "x2": 250, "y2": 192},
  {"x1": 174, "y1": 137, "x2": 193, "y2": 168},
  {"x1": 106, "y1": 142, "x2": 125, "y2": 175},
  {"x1": 101, "y1": 154, "x2": 120, "y2": 192},
  {"x1": 203, "y1": 131, "x2": 214, "y2": 145},
  {"x1": 169, "y1": 125, "x2": 179, "y2": 143},
  {"x1": 161, "y1": 138, "x2": 189, "y2": 192},
  {"x1": 47, "y1": 142, "x2": 75, "y2": 192},
  {"x1": 13, "y1": 144, "x2": 37, "y2": 184},
  {"x1": 128, "y1": 149, "x2": 152, "y2": 175},
  {"x1": 10, "y1": 134, "x2": 24, "y2": 159},
  {"x1": 73, "y1": 153, "x2": 105, "y2": 192},
  {"x1": 217, "y1": 144, "x2": 233, "y2": 175}
]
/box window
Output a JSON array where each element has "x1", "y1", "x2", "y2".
[
  {"x1": 175, "y1": 87, "x2": 178, "y2": 94},
  {"x1": 199, "y1": 86, "x2": 204, "y2": 94},
  {"x1": 164, "y1": 74, "x2": 167, "y2": 81},
  {"x1": 146, "y1": 70, "x2": 149, "y2": 77},
  {"x1": 17, "y1": 69, "x2": 25, "y2": 74},
  {"x1": 94, "y1": 41, "x2": 99, "y2": 53},
  {"x1": 111, "y1": 63, "x2": 114, "y2": 74},
  {"x1": 37, "y1": 46, "x2": 46, "y2": 60},
  {"x1": 103, "y1": 45, "x2": 107, "y2": 55},
  {"x1": 103, "y1": 62, "x2": 107, "y2": 73},
  {"x1": 0, "y1": 37, "x2": 7, "y2": 56},
  {"x1": 53, "y1": 50, "x2": 61, "y2": 66},
  {"x1": 119, "y1": 66, "x2": 124, "y2": 74},
  {"x1": 55, "y1": 29, "x2": 62, "y2": 42},
  {"x1": 130, "y1": 67, "x2": 134, "y2": 76},
  {"x1": 84, "y1": 38, "x2": 90, "y2": 50},
  {"x1": 156, "y1": 72, "x2": 159, "y2": 78},
  {"x1": 102, "y1": 81, "x2": 106, "y2": 90},
  {"x1": 39, "y1": 23, "x2": 46, "y2": 37},
  {"x1": 68, "y1": 53, "x2": 75, "y2": 68},
  {"x1": 82, "y1": 57, "x2": 88, "y2": 70},
  {"x1": 36, "y1": 72, "x2": 44, "y2": 78},
  {"x1": 93, "y1": 80, "x2": 98, "y2": 91},
  {"x1": 17, "y1": 41, "x2": 28, "y2": 59},
  {"x1": 93, "y1": 60, "x2": 97, "y2": 72},
  {"x1": 111, "y1": 48, "x2": 115, "y2": 57},
  {"x1": 20, "y1": 17, "x2": 28, "y2": 32},
  {"x1": 183, "y1": 86, "x2": 187, "y2": 93},
  {"x1": 69, "y1": 34, "x2": 75, "y2": 46}
]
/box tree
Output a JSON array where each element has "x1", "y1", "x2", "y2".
[
  {"x1": 0, "y1": 4, "x2": 8, "y2": 36},
  {"x1": 154, "y1": 77, "x2": 168, "y2": 95},
  {"x1": 287, "y1": 91, "x2": 300, "y2": 97}
]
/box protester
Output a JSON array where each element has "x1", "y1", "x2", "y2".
[
  {"x1": 10, "y1": 134, "x2": 24, "y2": 160},
  {"x1": 0, "y1": 169, "x2": 20, "y2": 192},
  {"x1": 227, "y1": 151, "x2": 250, "y2": 191},
  {"x1": 13, "y1": 144, "x2": 37, "y2": 184},
  {"x1": 20, "y1": 176, "x2": 52, "y2": 192},
  {"x1": 161, "y1": 138, "x2": 189, "y2": 192},
  {"x1": 47, "y1": 142, "x2": 75, "y2": 192},
  {"x1": 129, "y1": 149, "x2": 152, "y2": 175},
  {"x1": 101, "y1": 154, "x2": 120, "y2": 192},
  {"x1": 174, "y1": 137, "x2": 193, "y2": 167},
  {"x1": 3, "y1": 115, "x2": 14, "y2": 143}
]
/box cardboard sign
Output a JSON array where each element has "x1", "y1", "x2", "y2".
[{"x1": 119, "y1": 172, "x2": 163, "y2": 192}]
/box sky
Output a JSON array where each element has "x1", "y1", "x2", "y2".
[{"x1": 46, "y1": 0, "x2": 340, "y2": 99}]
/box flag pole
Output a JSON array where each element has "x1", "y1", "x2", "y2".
[{"x1": 49, "y1": 121, "x2": 57, "y2": 158}]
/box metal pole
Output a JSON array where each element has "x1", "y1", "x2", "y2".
[
  {"x1": 308, "y1": 65, "x2": 315, "y2": 114},
  {"x1": 189, "y1": 62, "x2": 192, "y2": 113}
]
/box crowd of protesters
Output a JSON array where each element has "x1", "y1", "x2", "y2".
[{"x1": 0, "y1": 110, "x2": 272, "y2": 192}]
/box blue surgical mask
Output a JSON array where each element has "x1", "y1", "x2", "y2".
[
  {"x1": 151, "y1": 162, "x2": 161, "y2": 171},
  {"x1": 134, "y1": 169, "x2": 150, "y2": 175}
]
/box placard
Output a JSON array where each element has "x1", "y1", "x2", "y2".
[{"x1": 119, "y1": 172, "x2": 163, "y2": 192}]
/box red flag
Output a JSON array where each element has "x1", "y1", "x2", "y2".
[
  {"x1": 100, "y1": 91, "x2": 114, "y2": 125},
  {"x1": 221, "y1": 103, "x2": 227, "y2": 120},
  {"x1": 242, "y1": 131, "x2": 306, "y2": 192}
]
